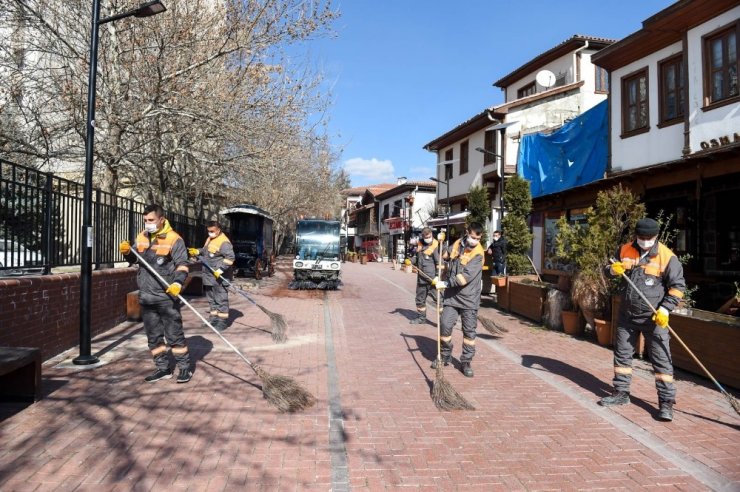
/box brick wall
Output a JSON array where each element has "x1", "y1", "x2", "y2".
[{"x1": 0, "y1": 268, "x2": 137, "y2": 361}]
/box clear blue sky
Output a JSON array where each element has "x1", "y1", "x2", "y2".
[{"x1": 309, "y1": 1, "x2": 674, "y2": 188}]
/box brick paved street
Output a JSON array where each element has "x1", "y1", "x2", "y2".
[{"x1": 1, "y1": 259, "x2": 738, "y2": 491}]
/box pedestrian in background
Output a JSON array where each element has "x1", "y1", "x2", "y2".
[
  {"x1": 486, "y1": 230, "x2": 507, "y2": 276},
  {"x1": 188, "y1": 220, "x2": 235, "y2": 331},
  {"x1": 600, "y1": 217, "x2": 686, "y2": 421},
  {"x1": 406, "y1": 227, "x2": 440, "y2": 325},
  {"x1": 119, "y1": 204, "x2": 192, "y2": 383},
  {"x1": 432, "y1": 222, "x2": 485, "y2": 377}
]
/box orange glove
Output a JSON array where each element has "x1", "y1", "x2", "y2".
[{"x1": 119, "y1": 240, "x2": 131, "y2": 255}]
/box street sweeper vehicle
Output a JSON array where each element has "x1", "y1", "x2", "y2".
[{"x1": 290, "y1": 219, "x2": 342, "y2": 289}]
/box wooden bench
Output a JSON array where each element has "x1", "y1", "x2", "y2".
[{"x1": 0, "y1": 347, "x2": 42, "y2": 402}]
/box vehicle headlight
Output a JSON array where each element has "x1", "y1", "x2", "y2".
[
  {"x1": 330, "y1": 263, "x2": 339, "y2": 269},
  {"x1": 295, "y1": 261, "x2": 304, "y2": 268}
]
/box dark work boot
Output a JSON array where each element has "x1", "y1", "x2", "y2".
[
  {"x1": 409, "y1": 313, "x2": 426, "y2": 324},
  {"x1": 144, "y1": 368, "x2": 172, "y2": 383},
  {"x1": 657, "y1": 401, "x2": 674, "y2": 421},
  {"x1": 461, "y1": 362, "x2": 474, "y2": 378},
  {"x1": 598, "y1": 391, "x2": 630, "y2": 407},
  {"x1": 176, "y1": 367, "x2": 192, "y2": 384}
]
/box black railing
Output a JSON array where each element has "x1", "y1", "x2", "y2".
[{"x1": 0, "y1": 158, "x2": 206, "y2": 274}]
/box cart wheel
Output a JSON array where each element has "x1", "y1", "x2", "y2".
[{"x1": 254, "y1": 259, "x2": 263, "y2": 280}]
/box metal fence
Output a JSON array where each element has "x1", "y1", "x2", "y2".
[{"x1": 0, "y1": 158, "x2": 206, "y2": 274}]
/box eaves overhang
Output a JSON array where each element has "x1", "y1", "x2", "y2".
[
  {"x1": 592, "y1": 0, "x2": 739, "y2": 71},
  {"x1": 423, "y1": 108, "x2": 505, "y2": 153},
  {"x1": 494, "y1": 35, "x2": 614, "y2": 88}
]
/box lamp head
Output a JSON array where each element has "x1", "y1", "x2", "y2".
[{"x1": 134, "y1": 0, "x2": 166, "y2": 17}]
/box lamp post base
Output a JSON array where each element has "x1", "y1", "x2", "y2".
[{"x1": 72, "y1": 354, "x2": 100, "y2": 365}]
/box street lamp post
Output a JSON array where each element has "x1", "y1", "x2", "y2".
[
  {"x1": 74, "y1": 0, "x2": 167, "y2": 366},
  {"x1": 475, "y1": 147, "x2": 505, "y2": 231},
  {"x1": 429, "y1": 177, "x2": 450, "y2": 238}
]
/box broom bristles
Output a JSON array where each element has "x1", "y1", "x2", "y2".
[
  {"x1": 257, "y1": 305, "x2": 288, "y2": 343},
  {"x1": 479, "y1": 317, "x2": 508, "y2": 335},
  {"x1": 254, "y1": 365, "x2": 317, "y2": 413},
  {"x1": 431, "y1": 365, "x2": 475, "y2": 411},
  {"x1": 729, "y1": 393, "x2": 740, "y2": 415}
]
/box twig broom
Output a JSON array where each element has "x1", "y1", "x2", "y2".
[
  {"x1": 411, "y1": 265, "x2": 506, "y2": 336},
  {"x1": 429, "y1": 237, "x2": 474, "y2": 411},
  {"x1": 611, "y1": 258, "x2": 740, "y2": 416},
  {"x1": 131, "y1": 249, "x2": 315, "y2": 412},
  {"x1": 199, "y1": 259, "x2": 287, "y2": 343}
]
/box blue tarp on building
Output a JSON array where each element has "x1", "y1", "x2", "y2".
[{"x1": 516, "y1": 100, "x2": 607, "y2": 198}]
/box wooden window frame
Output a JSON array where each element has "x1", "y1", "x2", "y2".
[
  {"x1": 620, "y1": 66, "x2": 650, "y2": 138},
  {"x1": 443, "y1": 149, "x2": 453, "y2": 180},
  {"x1": 658, "y1": 53, "x2": 685, "y2": 128},
  {"x1": 595, "y1": 66, "x2": 609, "y2": 94},
  {"x1": 702, "y1": 21, "x2": 739, "y2": 111},
  {"x1": 459, "y1": 140, "x2": 469, "y2": 175},
  {"x1": 483, "y1": 130, "x2": 498, "y2": 165},
  {"x1": 517, "y1": 81, "x2": 536, "y2": 99}
]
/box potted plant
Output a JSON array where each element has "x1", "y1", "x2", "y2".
[
  {"x1": 561, "y1": 309, "x2": 583, "y2": 336},
  {"x1": 556, "y1": 184, "x2": 645, "y2": 340}
]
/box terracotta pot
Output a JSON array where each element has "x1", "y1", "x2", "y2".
[
  {"x1": 493, "y1": 276, "x2": 507, "y2": 287},
  {"x1": 561, "y1": 310, "x2": 582, "y2": 336},
  {"x1": 594, "y1": 318, "x2": 612, "y2": 346}
]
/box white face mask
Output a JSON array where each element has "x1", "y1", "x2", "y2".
[
  {"x1": 493, "y1": 235, "x2": 500, "y2": 241},
  {"x1": 466, "y1": 237, "x2": 480, "y2": 247},
  {"x1": 637, "y1": 238, "x2": 656, "y2": 250},
  {"x1": 144, "y1": 223, "x2": 159, "y2": 233},
  {"x1": 423, "y1": 237, "x2": 432, "y2": 244},
  {"x1": 208, "y1": 232, "x2": 218, "y2": 238}
]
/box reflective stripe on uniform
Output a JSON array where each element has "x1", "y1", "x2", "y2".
[
  {"x1": 216, "y1": 313, "x2": 228, "y2": 319},
  {"x1": 455, "y1": 273, "x2": 467, "y2": 286},
  {"x1": 171, "y1": 346, "x2": 189, "y2": 355},
  {"x1": 151, "y1": 345, "x2": 167, "y2": 356},
  {"x1": 614, "y1": 366, "x2": 633, "y2": 375},
  {"x1": 655, "y1": 373, "x2": 674, "y2": 382},
  {"x1": 668, "y1": 288, "x2": 684, "y2": 298},
  {"x1": 223, "y1": 259, "x2": 234, "y2": 266},
  {"x1": 440, "y1": 335, "x2": 452, "y2": 343},
  {"x1": 463, "y1": 337, "x2": 475, "y2": 346},
  {"x1": 417, "y1": 307, "x2": 427, "y2": 313}
]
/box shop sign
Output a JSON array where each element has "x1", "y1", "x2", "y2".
[
  {"x1": 387, "y1": 218, "x2": 405, "y2": 235},
  {"x1": 700, "y1": 132, "x2": 740, "y2": 150}
]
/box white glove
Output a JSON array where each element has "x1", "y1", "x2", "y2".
[{"x1": 435, "y1": 280, "x2": 448, "y2": 290}]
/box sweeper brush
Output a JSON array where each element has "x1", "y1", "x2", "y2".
[
  {"x1": 289, "y1": 279, "x2": 343, "y2": 290},
  {"x1": 132, "y1": 250, "x2": 314, "y2": 411}
]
